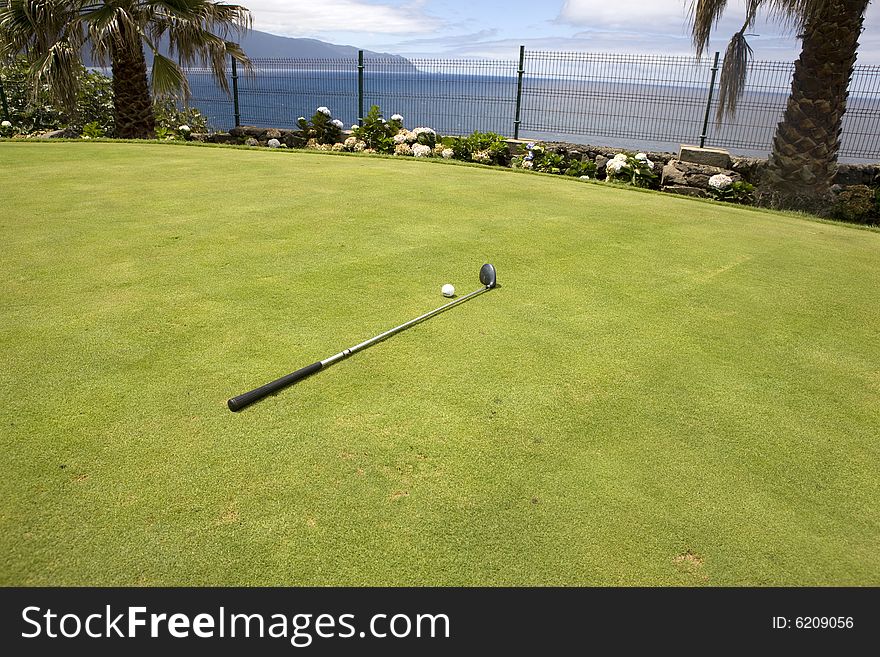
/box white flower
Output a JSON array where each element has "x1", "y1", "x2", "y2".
[
  {"x1": 391, "y1": 114, "x2": 403, "y2": 122},
  {"x1": 412, "y1": 144, "x2": 432, "y2": 157},
  {"x1": 297, "y1": 117, "x2": 306, "y2": 123},
  {"x1": 267, "y1": 138, "x2": 281, "y2": 148},
  {"x1": 344, "y1": 136, "x2": 358, "y2": 149},
  {"x1": 709, "y1": 173, "x2": 733, "y2": 190},
  {"x1": 2, "y1": 120, "x2": 13, "y2": 128},
  {"x1": 635, "y1": 152, "x2": 648, "y2": 162},
  {"x1": 380, "y1": 118, "x2": 386, "y2": 124},
  {"x1": 612, "y1": 153, "x2": 628, "y2": 162},
  {"x1": 580, "y1": 175, "x2": 591, "y2": 180},
  {"x1": 606, "y1": 159, "x2": 627, "y2": 174},
  {"x1": 641, "y1": 158, "x2": 654, "y2": 170},
  {"x1": 441, "y1": 148, "x2": 454, "y2": 159},
  {"x1": 351, "y1": 124, "x2": 359, "y2": 131},
  {"x1": 393, "y1": 133, "x2": 407, "y2": 144},
  {"x1": 394, "y1": 143, "x2": 412, "y2": 156},
  {"x1": 412, "y1": 127, "x2": 435, "y2": 136},
  {"x1": 178, "y1": 124, "x2": 191, "y2": 132},
  {"x1": 331, "y1": 119, "x2": 344, "y2": 128},
  {"x1": 522, "y1": 160, "x2": 533, "y2": 169},
  {"x1": 316, "y1": 106, "x2": 331, "y2": 116},
  {"x1": 472, "y1": 150, "x2": 491, "y2": 164},
  {"x1": 332, "y1": 142, "x2": 345, "y2": 151},
  {"x1": 354, "y1": 141, "x2": 367, "y2": 152}
]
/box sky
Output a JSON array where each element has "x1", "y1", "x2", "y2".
[{"x1": 244, "y1": 0, "x2": 880, "y2": 64}]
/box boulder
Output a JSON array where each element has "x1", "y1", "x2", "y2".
[
  {"x1": 679, "y1": 145, "x2": 731, "y2": 169},
  {"x1": 661, "y1": 161, "x2": 687, "y2": 186},
  {"x1": 230, "y1": 125, "x2": 268, "y2": 139}
]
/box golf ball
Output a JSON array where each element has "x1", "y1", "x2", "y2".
[{"x1": 441, "y1": 283, "x2": 455, "y2": 297}]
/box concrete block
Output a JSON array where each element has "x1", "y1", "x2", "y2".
[{"x1": 679, "y1": 145, "x2": 731, "y2": 169}]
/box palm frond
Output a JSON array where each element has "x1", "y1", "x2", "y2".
[
  {"x1": 0, "y1": 0, "x2": 86, "y2": 108},
  {"x1": 690, "y1": 0, "x2": 730, "y2": 57},
  {"x1": 29, "y1": 38, "x2": 81, "y2": 108},
  {"x1": 150, "y1": 50, "x2": 188, "y2": 98},
  {"x1": 716, "y1": 30, "x2": 753, "y2": 120},
  {"x1": 764, "y1": 0, "x2": 832, "y2": 31}
]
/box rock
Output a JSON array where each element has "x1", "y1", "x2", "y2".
[
  {"x1": 661, "y1": 161, "x2": 687, "y2": 186},
  {"x1": 230, "y1": 125, "x2": 268, "y2": 139},
  {"x1": 267, "y1": 138, "x2": 281, "y2": 148},
  {"x1": 208, "y1": 133, "x2": 238, "y2": 144},
  {"x1": 679, "y1": 145, "x2": 731, "y2": 169},
  {"x1": 40, "y1": 129, "x2": 69, "y2": 139},
  {"x1": 265, "y1": 128, "x2": 282, "y2": 139},
  {"x1": 664, "y1": 185, "x2": 708, "y2": 198},
  {"x1": 730, "y1": 157, "x2": 764, "y2": 183},
  {"x1": 245, "y1": 137, "x2": 258, "y2": 147},
  {"x1": 595, "y1": 155, "x2": 608, "y2": 170},
  {"x1": 688, "y1": 173, "x2": 711, "y2": 188},
  {"x1": 834, "y1": 164, "x2": 876, "y2": 186}
]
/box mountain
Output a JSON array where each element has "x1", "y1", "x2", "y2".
[
  {"x1": 232, "y1": 31, "x2": 407, "y2": 61},
  {"x1": 82, "y1": 30, "x2": 412, "y2": 67}
]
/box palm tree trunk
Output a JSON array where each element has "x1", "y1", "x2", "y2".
[
  {"x1": 763, "y1": 0, "x2": 869, "y2": 205},
  {"x1": 110, "y1": 22, "x2": 155, "y2": 139}
]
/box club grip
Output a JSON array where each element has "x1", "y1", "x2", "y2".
[{"x1": 227, "y1": 361, "x2": 323, "y2": 412}]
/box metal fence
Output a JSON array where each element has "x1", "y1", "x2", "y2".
[
  {"x1": 4, "y1": 47, "x2": 880, "y2": 160},
  {"x1": 180, "y1": 48, "x2": 880, "y2": 161}
]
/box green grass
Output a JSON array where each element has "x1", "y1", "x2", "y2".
[{"x1": 1, "y1": 141, "x2": 878, "y2": 586}]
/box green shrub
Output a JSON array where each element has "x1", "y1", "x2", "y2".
[
  {"x1": 0, "y1": 56, "x2": 113, "y2": 136},
  {"x1": 80, "y1": 121, "x2": 105, "y2": 139},
  {"x1": 533, "y1": 152, "x2": 566, "y2": 174},
  {"x1": 294, "y1": 106, "x2": 345, "y2": 147},
  {"x1": 565, "y1": 158, "x2": 598, "y2": 178},
  {"x1": 450, "y1": 131, "x2": 510, "y2": 166},
  {"x1": 153, "y1": 98, "x2": 207, "y2": 139},
  {"x1": 605, "y1": 152, "x2": 658, "y2": 188},
  {"x1": 350, "y1": 105, "x2": 399, "y2": 153},
  {"x1": 708, "y1": 175, "x2": 755, "y2": 204},
  {"x1": 831, "y1": 185, "x2": 879, "y2": 224}
]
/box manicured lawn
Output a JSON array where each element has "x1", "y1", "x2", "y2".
[{"x1": 1, "y1": 141, "x2": 878, "y2": 585}]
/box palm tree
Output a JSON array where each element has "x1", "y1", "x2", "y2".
[
  {"x1": 0, "y1": 0, "x2": 251, "y2": 138},
  {"x1": 691, "y1": 0, "x2": 871, "y2": 205}
]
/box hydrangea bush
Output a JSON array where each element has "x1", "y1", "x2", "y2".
[
  {"x1": 513, "y1": 142, "x2": 597, "y2": 179},
  {"x1": 450, "y1": 132, "x2": 509, "y2": 166},
  {"x1": 294, "y1": 106, "x2": 345, "y2": 146},
  {"x1": 708, "y1": 174, "x2": 755, "y2": 203},
  {"x1": 605, "y1": 152, "x2": 657, "y2": 188}
]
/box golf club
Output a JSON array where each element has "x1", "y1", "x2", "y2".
[{"x1": 227, "y1": 263, "x2": 498, "y2": 412}]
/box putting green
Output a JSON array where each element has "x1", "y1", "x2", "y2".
[{"x1": 1, "y1": 142, "x2": 878, "y2": 585}]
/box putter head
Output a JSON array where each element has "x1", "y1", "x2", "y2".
[{"x1": 479, "y1": 263, "x2": 497, "y2": 288}]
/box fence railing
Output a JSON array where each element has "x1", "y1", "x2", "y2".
[
  {"x1": 180, "y1": 49, "x2": 880, "y2": 161},
  {"x1": 3, "y1": 48, "x2": 879, "y2": 160}
]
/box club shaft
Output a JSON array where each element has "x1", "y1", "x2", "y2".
[
  {"x1": 228, "y1": 284, "x2": 492, "y2": 411},
  {"x1": 321, "y1": 284, "x2": 491, "y2": 366}
]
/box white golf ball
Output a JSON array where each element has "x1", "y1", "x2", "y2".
[{"x1": 441, "y1": 283, "x2": 455, "y2": 297}]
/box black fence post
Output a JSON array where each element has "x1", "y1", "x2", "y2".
[
  {"x1": 0, "y1": 73, "x2": 10, "y2": 123},
  {"x1": 231, "y1": 56, "x2": 241, "y2": 128},
  {"x1": 513, "y1": 45, "x2": 525, "y2": 139},
  {"x1": 358, "y1": 50, "x2": 365, "y2": 126},
  {"x1": 699, "y1": 51, "x2": 720, "y2": 148}
]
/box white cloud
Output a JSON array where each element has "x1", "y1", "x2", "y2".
[
  {"x1": 247, "y1": 0, "x2": 442, "y2": 37},
  {"x1": 558, "y1": 0, "x2": 689, "y2": 27}
]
